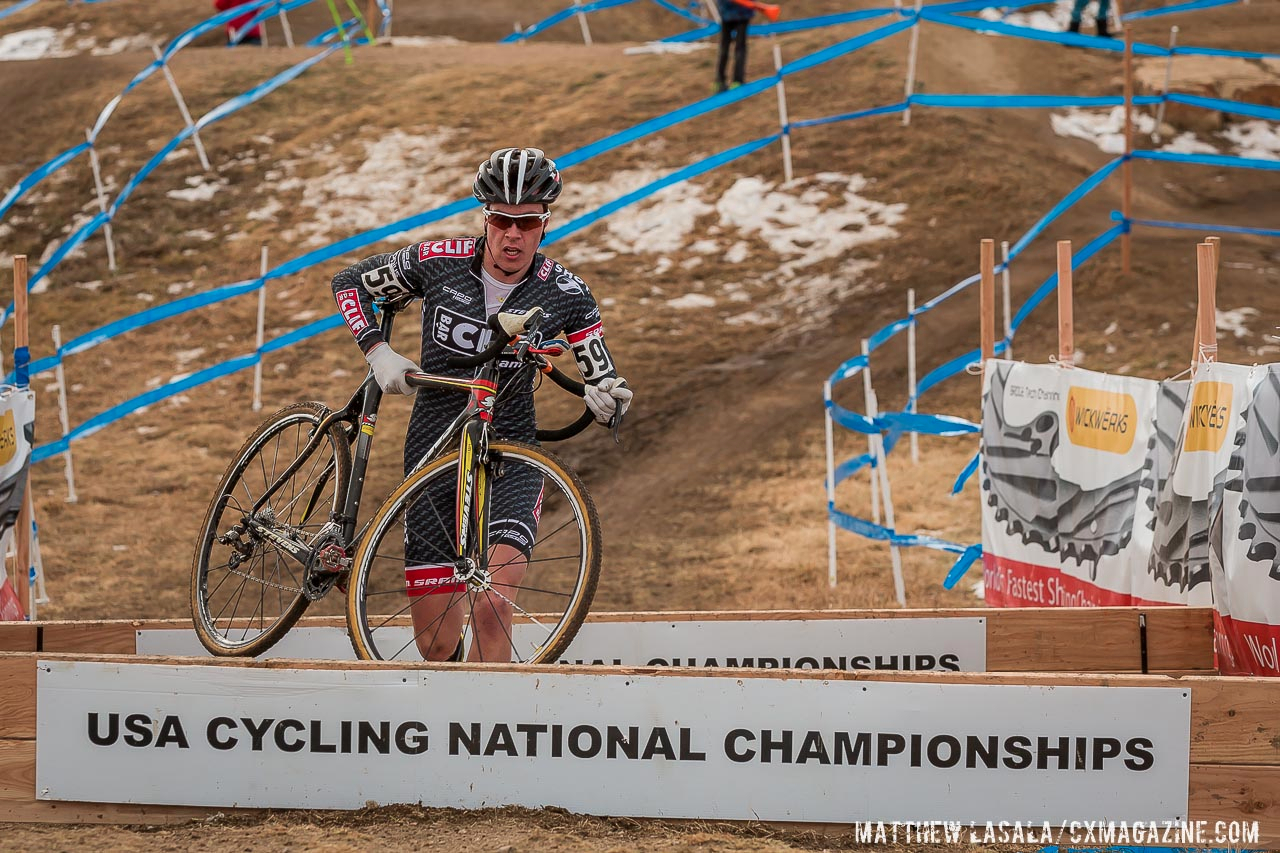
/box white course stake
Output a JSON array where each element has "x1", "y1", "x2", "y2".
[
  {"x1": 574, "y1": 0, "x2": 593, "y2": 45},
  {"x1": 84, "y1": 129, "x2": 117, "y2": 272},
  {"x1": 901, "y1": 0, "x2": 922, "y2": 125},
  {"x1": 861, "y1": 339, "x2": 881, "y2": 526},
  {"x1": 51, "y1": 325, "x2": 77, "y2": 503},
  {"x1": 868, "y1": 388, "x2": 906, "y2": 606},
  {"x1": 1000, "y1": 240, "x2": 1013, "y2": 360},
  {"x1": 906, "y1": 288, "x2": 918, "y2": 465},
  {"x1": 772, "y1": 41, "x2": 793, "y2": 184},
  {"x1": 823, "y1": 379, "x2": 838, "y2": 588},
  {"x1": 280, "y1": 7, "x2": 296, "y2": 47},
  {"x1": 153, "y1": 45, "x2": 212, "y2": 172},
  {"x1": 253, "y1": 246, "x2": 268, "y2": 412},
  {"x1": 1152, "y1": 26, "x2": 1178, "y2": 143}
]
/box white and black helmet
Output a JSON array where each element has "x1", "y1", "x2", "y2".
[{"x1": 473, "y1": 147, "x2": 562, "y2": 206}]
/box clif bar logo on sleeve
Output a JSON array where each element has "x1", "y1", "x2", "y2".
[
  {"x1": 1184, "y1": 381, "x2": 1233, "y2": 452},
  {"x1": 336, "y1": 288, "x2": 368, "y2": 336},
  {"x1": 418, "y1": 239, "x2": 476, "y2": 262},
  {"x1": 1065, "y1": 385, "x2": 1138, "y2": 454}
]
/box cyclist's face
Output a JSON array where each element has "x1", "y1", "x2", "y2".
[{"x1": 483, "y1": 202, "x2": 547, "y2": 281}]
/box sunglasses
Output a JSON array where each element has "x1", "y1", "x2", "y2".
[{"x1": 484, "y1": 208, "x2": 550, "y2": 232}]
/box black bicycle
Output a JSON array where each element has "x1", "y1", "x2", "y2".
[{"x1": 190, "y1": 303, "x2": 605, "y2": 664}]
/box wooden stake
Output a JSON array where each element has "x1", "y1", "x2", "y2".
[
  {"x1": 12, "y1": 256, "x2": 29, "y2": 618},
  {"x1": 1195, "y1": 242, "x2": 1218, "y2": 368},
  {"x1": 1057, "y1": 240, "x2": 1075, "y2": 367},
  {"x1": 366, "y1": 0, "x2": 380, "y2": 38},
  {"x1": 1121, "y1": 29, "x2": 1134, "y2": 274},
  {"x1": 980, "y1": 239, "x2": 995, "y2": 364},
  {"x1": 1190, "y1": 236, "x2": 1221, "y2": 368}
]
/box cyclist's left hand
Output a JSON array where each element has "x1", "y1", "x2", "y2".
[{"x1": 584, "y1": 377, "x2": 632, "y2": 425}]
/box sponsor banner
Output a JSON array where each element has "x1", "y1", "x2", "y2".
[
  {"x1": 981, "y1": 361, "x2": 1161, "y2": 607},
  {"x1": 0, "y1": 388, "x2": 33, "y2": 621},
  {"x1": 136, "y1": 618, "x2": 988, "y2": 671},
  {"x1": 37, "y1": 661, "x2": 1190, "y2": 819},
  {"x1": 1209, "y1": 363, "x2": 1280, "y2": 676}
]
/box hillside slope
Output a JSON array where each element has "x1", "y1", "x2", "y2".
[{"x1": 0, "y1": 0, "x2": 1276, "y2": 625}]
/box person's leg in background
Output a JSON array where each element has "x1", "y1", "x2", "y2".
[
  {"x1": 716, "y1": 22, "x2": 733, "y2": 92},
  {"x1": 731, "y1": 20, "x2": 749, "y2": 86},
  {"x1": 1094, "y1": 0, "x2": 1113, "y2": 37},
  {"x1": 1067, "y1": 0, "x2": 1088, "y2": 32}
]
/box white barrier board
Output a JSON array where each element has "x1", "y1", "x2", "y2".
[
  {"x1": 36, "y1": 660, "x2": 1190, "y2": 821},
  {"x1": 137, "y1": 617, "x2": 987, "y2": 671}
]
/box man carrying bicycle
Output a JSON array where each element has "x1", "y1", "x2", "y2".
[{"x1": 331, "y1": 147, "x2": 632, "y2": 663}]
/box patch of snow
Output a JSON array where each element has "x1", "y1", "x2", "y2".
[
  {"x1": 174, "y1": 348, "x2": 206, "y2": 366},
  {"x1": 136, "y1": 426, "x2": 160, "y2": 436},
  {"x1": 624, "y1": 41, "x2": 711, "y2": 55},
  {"x1": 716, "y1": 173, "x2": 905, "y2": 276},
  {"x1": 562, "y1": 169, "x2": 715, "y2": 255},
  {"x1": 667, "y1": 293, "x2": 715, "y2": 309},
  {"x1": 182, "y1": 229, "x2": 216, "y2": 241},
  {"x1": 136, "y1": 293, "x2": 155, "y2": 302},
  {"x1": 725, "y1": 242, "x2": 749, "y2": 263},
  {"x1": 388, "y1": 36, "x2": 464, "y2": 48},
  {"x1": 89, "y1": 35, "x2": 151, "y2": 56},
  {"x1": 167, "y1": 176, "x2": 228, "y2": 202},
  {"x1": 1052, "y1": 109, "x2": 1276, "y2": 159},
  {"x1": 76, "y1": 280, "x2": 103, "y2": 291},
  {"x1": 248, "y1": 197, "x2": 284, "y2": 223},
  {"x1": 166, "y1": 281, "x2": 195, "y2": 295},
  {"x1": 1104, "y1": 322, "x2": 1118, "y2": 335},
  {"x1": 1221, "y1": 121, "x2": 1280, "y2": 161},
  {"x1": 0, "y1": 27, "x2": 76, "y2": 61},
  {"x1": 1217, "y1": 307, "x2": 1258, "y2": 338},
  {"x1": 275, "y1": 129, "x2": 475, "y2": 243}
]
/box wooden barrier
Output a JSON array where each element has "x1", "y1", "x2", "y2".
[
  {"x1": 0, "y1": 650, "x2": 1276, "y2": 836},
  {"x1": 0, "y1": 607, "x2": 1216, "y2": 674}
]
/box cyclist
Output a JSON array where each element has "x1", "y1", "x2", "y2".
[{"x1": 330, "y1": 147, "x2": 632, "y2": 663}]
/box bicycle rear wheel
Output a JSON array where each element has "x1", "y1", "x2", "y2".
[
  {"x1": 347, "y1": 440, "x2": 601, "y2": 664},
  {"x1": 191, "y1": 401, "x2": 351, "y2": 656}
]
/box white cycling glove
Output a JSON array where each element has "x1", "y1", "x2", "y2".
[
  {"x1": 366, "y1": 343, "x2": 420, "y2": 395},
  {"x1": 583, "y1": 377, "x2": 632, "y2": 425}
]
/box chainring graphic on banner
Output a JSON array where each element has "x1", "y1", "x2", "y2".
[{"x1": 983, "y1": 363, "x2": 1139, "y2": 578}]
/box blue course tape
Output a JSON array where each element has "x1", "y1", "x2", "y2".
[
  {"x1": 647, "y1": 0, "x2": 709, "y2": 24},
  {"x1": 1166, "y1": 92, "x2": 1280, "y2": 122},
  {"x1": 1174, "y1": 44, "x2": 1279, "y2": 60},
  {"x1": 829, "y1": 401, "x2": 877, "y2": 435},
  {"x1": 830, "y1": 505, "x2": 977, "y2": 558},
  {"x1": 911, "y1": 93, "x2": 1159, "y2": 109},
  {"x1": 25, "y1": 42, "x2": 344, "y2": 296},
  {"x1": 0, "y1": 0, "x2": 40, "y2": 20},
  {"x1": 546, "y1": 133, "x2": 779, "y2": 244},
  {"x1": 828, "y1": 353, "x2": 868, "y2": 385},
  {"x1": 1122, "y1": 0, "x2": 1236, "y2": 18},
  {"x1": 780, "y1": 17, "x2": 914, "y2": 76},
  {"x1": 1009, "y1": 158, "x2": 1123, "y2": 258},
  {"x1": 792, "y1": 102, "x2": 908, "y2": 130},
  {"x1": 942, "y1": 544, "x2": 982, "y2": 589},
  {"x1": 920, "y1": 9, "x2": 1171, "y2": 56},
  {"x1": 502, "y1": 0, "x2": 636, "y2": 43},
  {"x1": 1133, "y1": 149, "x2": 1280, "y2": 172},
  {"x1": 867, "y1": 316, "x2": 912, "y2": 352},
  {"x1": 952, "y1": 450, "x2": 980, "y2": 495},
  {"x1": 1129, "y1": 216, "x2": 1280, "y2": 239},
  {"x1": 1009, "y1": 224, "x2": 1123, "y2": 333},
  {"x1": 0, "y1": 142, "x2": 91, "y2": 222},
  {"x1": 13, "y1": 346, "x2": 29, "y2": 390}
]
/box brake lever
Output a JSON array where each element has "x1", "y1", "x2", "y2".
[{"x1": 609, "y1": 410, "x2": 624, "y2": 445}]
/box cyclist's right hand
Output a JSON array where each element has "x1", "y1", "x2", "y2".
[{"x1": 366, "y1": 343, "x2": 420, "y2": 395}]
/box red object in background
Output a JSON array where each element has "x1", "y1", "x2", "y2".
[
  {"x1": 0, "y1": 576, "x2": 24, "y2": 621},
  {"x1": 732, "y1": 0, "x2": 781, "y2": 22},
  {"x1": 214, "y1": 0, "x2": 264, "y2": 42}
]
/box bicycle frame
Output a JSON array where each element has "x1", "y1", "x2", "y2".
[{"x1": 246, "y1": 303, "x2": 507, "y2": 572}]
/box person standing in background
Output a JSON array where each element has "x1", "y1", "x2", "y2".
[
  {"x1": 715, "y1": 0, "x2": 754, "y2": 93},
  {"x1": 214, "y1": 0, "x2": 264, "y2": 46},
  {"x1": 1066, "y1": 0, "x2": 1112, "y2": 37}
]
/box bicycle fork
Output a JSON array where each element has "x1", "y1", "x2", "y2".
[{"x1": 453, "y1": 379, "x2": 496, "y2": 585}]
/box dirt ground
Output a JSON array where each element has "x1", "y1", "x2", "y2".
[{"x1": 0, "y1": 0, "x2": 1278, "y2": 848}]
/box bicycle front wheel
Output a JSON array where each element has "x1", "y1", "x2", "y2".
[
  {"x1": 347, "y1": 440, "x2": 601, "y2": 664},
  {"x1": 191, "y1": 401, "x2": 351, "y2": 656}
]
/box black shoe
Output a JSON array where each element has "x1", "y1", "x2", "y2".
[
  {"x1": 1096, "y1": 20, "x2": 1110, "y2": 37},
  {"x1": 1067, "y1": 18, "x2": 1080, "y2": 33}
]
